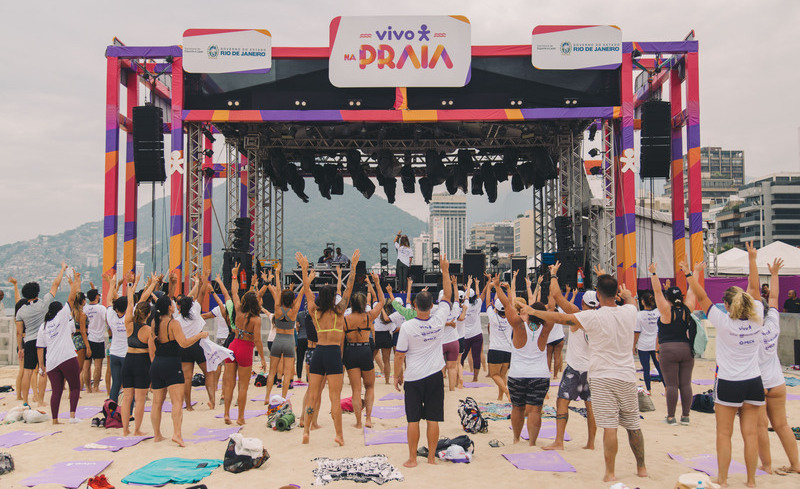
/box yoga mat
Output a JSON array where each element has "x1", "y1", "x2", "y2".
[
  {"x1": 692, "y1": 379, "x2": 715, "y2": 385},
  {"x1": 21, "y1": 460, "x2": 112, "y2": 488},
  {"x1": 463, "y1": 382, "x2": 492, "y2": 388},
  {"x1": 144, "y1": 401, "x2": 196, "y2": 412},
  {"x1": 668, "y1": 453, "x2": 767, "y2": 477},
  {"x1": 58, "y1": 406, "x2": 102, "y2": 420},
  {"x1": 510, "y1": 421, "x2": 571, "y2": 441},
  {"x1": 186, "y1": 427, "x2": 242, "y2": 443},
  {"x1": 214, "y1": 409, "x2": 267, "y2": 419},
  {"x1": 550, "y1": 381, "x2": 560, "y2": 387},
  {"x1": 0, "y1": 429, "x2": 60, "y2": 448},
  {"x1": 370, "y1": 405, "x2": 406, "y2": 419},
  {"x1": 784, "y1": 377, "x2": 800, "y2": 387},
  {"x1": 502, "y1": 451, "x2": 576, "y2": 472},
  {"x1": 786, "y1": 394, "x2": 800, "y2": 401},
  {"x1": 250, "y1": 392, "x2": 295, "y2": 402},
  {"x1": 74, "y1": 435, "x2": 152, "y2": 452},
  {"x1": 122, "y1": 458, "x2": 223, "y2": 486},
  {"x1": 378, "y1": 393, "x2": 404, "y2": 401},
  {"x1": 363, "y1": 426, "x2": 408, "y2": 446}
]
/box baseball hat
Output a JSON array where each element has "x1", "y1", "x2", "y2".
[
  {"x1": 582, "y1": 290, "x2": 599, "y2": 308},
  {"x1": 458, "y1": 290, "x2": 466, "y2": 300},
  {"x1": 438, "y1": 289, "x2": 445, "y2": 301},
  {"x1": 494, "y1": 298, "x2": 505, "y2": 312}
]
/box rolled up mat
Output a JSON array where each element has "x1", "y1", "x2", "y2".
[{"x1": 276, "y1": 412, "x2": 295, "y2": 431}]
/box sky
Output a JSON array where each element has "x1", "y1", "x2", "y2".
[{"x1": 1, "y1": 0, "x2": 799, "y2": 246}]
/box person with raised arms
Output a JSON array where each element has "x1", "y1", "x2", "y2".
[
  {"x1": 394, "y1": 253, "x2": 452, "y2": 468},
  {"x1": 264, "y1": 261, "x2": 304, "y2": 402},
  {"x1": 83, "y1": 283, "x2": 107, "y2": 393},
  {"x1": 300, "y1": 248, "x2": 360, "y2": 446},
  {"x1": 460, "y1": 277, "x2": 485, "y2": 383},
  {"x1": 484, "y1": 274, "x2": 512, "y2": 401}
]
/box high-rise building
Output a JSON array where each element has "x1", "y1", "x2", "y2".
[
  {"x1": 664, "y1": 146, "x2": 745, "y2": 211},
  {"x1": 513, "y1": 210, "x2": 535, "y2": 258},
  {"x1": 469, "y1": 222, "x2": 514, "y2": 255},
  {"x1": 429, "y1": 194, "x2": 467, "y2": 262},
  {"x1": 411, "y1": 233, "x2": 431, "y2": 269},
  {"x1": 738, "y1": 173, "x2": 800, "y2": 246}
]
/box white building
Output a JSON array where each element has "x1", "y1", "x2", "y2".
[
  {"x1": 412, "y1": 233, "x2": 431, "y2": 270},
  {"x1": 513, "y1": 210, "x2": 535, "y2": 258},
  {"x1": 429, "y1": 194, "x2": 467, "y2": 262}
]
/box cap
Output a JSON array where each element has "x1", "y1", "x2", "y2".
[
  {"x1": 665, "y1": 286, "x2": 683, "y2": 303},
  {"x1": 458, "y1": 290, "x2": 466, "y2": 300},
  {"x1": 438, "y1": 289, "x2": 445, "y2": 301},
  {"x1": 494, "y1": 298, "x2": 505, "y2": 312},
  {"x1": 469, "y1": 289, "x2": 476, "y2": 298},
  {"x1": 582, "y1": 290, "x2": 599, "y2": 308}
]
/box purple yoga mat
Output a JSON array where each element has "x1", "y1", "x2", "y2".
[
  {"x1": 502, "y1": 451, "x2": 576, "y2": 472},
  {"x1": 214, "y1": 409, "x2": 267, "y2": 419},
  {"x1": 463, "y1": 382, "x2": 492, "y2": 388},
  {"x1": 786, "y1": 394, "x2": 800, "y2": 401},
  {"x1": 143, "y1": 401, "x2": 196, "y2": 412},
  {"x1": 250, "y1": 392, "x2": 295, "y2": 402},
  {"x1": 186, "y1": 426, "x2": 242, "y2": 443},
  {"x1": 0, "y1": 430, "x2": 60, "y2": 448},
  {"x1": 510, "y1": 421, "x2": 571, "y2": 441},
  {"x1": 692, "y1": 379, "x2": 715, "y2": 385},
  {"x1": 21, "y1": 460, "x2": 112, "y2": 488},
  {"x1": 378, "y1": 393, "x2": 404, "y2": 401},
  {"x1": 550, "y1": 381, "x2": 560, "y2": 387},
  {"x1": 74, "y1": 435, "x2": 152, "y2": 452},
  {"x1": 370, "y1": 405, "x2": 406, "y2": 419},
  {"x1": 363, "y1": 427, "x2": 408, "y2": 446},
  {"x1": 58, "y1": 406, "x2": 102, "y2": 420},
  {"x1": 668, "y1": 453, "x2": 767, "y2": 477}
]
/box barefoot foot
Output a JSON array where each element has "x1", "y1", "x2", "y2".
[
  {"x1": 172, "y1": 435, "x2": 185, "y2": 447},
  {"x1": 603, "y1": 473, "x2": 616, "y2": 482},
  {"x1": 237, "y1": 418, "x2": 246, "y2": 426},
  {"x1": 224, "y1": 416, "x2": 232, "y2": 425},
  {"x1": 403, "y1": 459, "x2": 417, "y2": 468},
  {"x1": 154, "y1": 435, "x2": 166, "y2": 443},
  {"x1": 542, "y1": 442, "x2": 564, "y2": 451},
  {"x1": 334, "y1": 435, "x2": 344, "y2": 446},
  {"x1": 582, "y1": 443, "x2": 595, "y2": 450},
  {"x1": 302, "y1": 433, "x2": 310, "y2": 444},
  {"x1": 637, "y1": 467, "x2": 648, "y2": 478},
  {"x1": 365, "y1": 419, "x2": 373, "y2": 428}
]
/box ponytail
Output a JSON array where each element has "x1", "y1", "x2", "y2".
[
  {"x1": 723, "y1": 286, "x2": 761, "y2": 323},
  {"x1": 44, "y1": 301, "x2": 63, "y2": 323},
  {"x1": 153, "y1": 295, "x2": 172, "y2": 339}
]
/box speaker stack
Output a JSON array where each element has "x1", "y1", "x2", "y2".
[
  {"x1": 640, "y1": 100, "x2": 672, "y2": 179},
  {"x1": 132, "y1": 106, "x2": 167, "y2": 183}
]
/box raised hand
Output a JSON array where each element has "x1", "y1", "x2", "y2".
[
  {"x1": 746, "y1": 240, "x2": 757, "y2": 259},
  {"x1": 308, "y1": 269, "x2": 317, "y2": 282},
  {"x1": 215, "y1": 273, "x2": 222, "y2": 283},
  {"x1": 351, "y1": 249, "x2": 361, "y2": 265},
  {"x1": 618, "y1": 283, "x2": 633, "y2": 302},
  {"x1": 295, "y1": 252, "x2": 308, "y2": 270},
  {"x1": 767, "y1": 258, "x2": 784, "y2": 275},
  {"x1": 694, "y1": 262, "x2": 706, "y2": 275},
  {"x1": 664, "y1": 279, "x2": 671, "y2": 290},
  {"x1": 370, "y1": 272, "x2": 381, "y2": 285},
  {"x1": 537, "y1": 274, "x2": 543, "y2": 285},
  {"x1": 385, "y1": 284, "x2": 393, "y2": 293},
  {"x1": 594, "y1": 264, "x2": 607, "y2": 276},
  {"x1": 8, "y1": 277, "x2": 17, "y2": 285},
  {"x1": 439, "y1": 253, "x2": 449, "y2": 273},
  {"x1": 512, "y1": 270, "x2": 519, "y2": 281},
  {"x1": 678, "y1": 261, "x2": 691, "y2": 276},
  {"x1": 549, "y1": 261, "x2": 561, "y2": 275},
  {"x1": 61, "y1": 261, "x2": 68, "y2": 270},
  {"x1": 565, "y1": 283, "x2": 572, "y2": 294}
]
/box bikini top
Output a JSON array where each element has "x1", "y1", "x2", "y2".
[
  {"x1": 344, "y1": 315, "x2": 370, "y2": 342},
  {"x1": 274, "y1": 309, "x2": 295, "y2": 331},
  {"x1": 236, "y1": 314, "x2": 256, "y2": 341},
  {"x1": 128, "y1": 321, "x2": 149, "y2": 349},
  {"x1": 313, "y1": 310, "x2": 342, "y2": 333}
]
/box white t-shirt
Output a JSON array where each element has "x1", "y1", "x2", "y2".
[
  {"x1": 708, "y1": 300, "x2": 763, "y2": 381},
  {"x1": 487, "y1": 306, "x2": 513, "y2": 353},
  {"x1": 441, "y1": 303, "x2": 462, "y2": 344},
  {"x1": 105, "y1": 309, "x2": 128, "y2": 358},
  {"x1": 84, "y1": 303, "x2": 108, "y2": 343},
  {"x1": 174, "y1": 301, "x2": 205, "y2": 338},
  {"x1": 508, "y1": 324, "x2": 550, "y2": 379},
  {"x1": 463, "y1": 299, "x2": 483, "y2": 339},
  {"x1": 565, "y1": 326, "x2": 590, "y2": 372},
  {"x1": 395, "y1": 242, "x2": 413, "y2": 267},
  {"x1": 575, "y1": 304, "x2": 637, "y2": 382},
  {"x1": 759, "y1": 307, "x2": 783, "y2": 389},
  {"x1": 396, "y1": 301, "x2": 451, "y2": 382},
  {"x1": 211, "y1": 305, "x2": 230, "y2": 340},
  {"x1": 374, "y1": 306, "x2": 403, "y2": 333},
  {"x1": 547, "y1": 322, "x2": 565, "y2": 343},
  {"x1": 36, "y1": 303, "x2": 77, "y2": 372},
  {"x1": 455, "y1": 303, "x2": 467, "y2": 339},
  {"x1": 635, "y1": 309, "x2": 660, "y2": 352}
]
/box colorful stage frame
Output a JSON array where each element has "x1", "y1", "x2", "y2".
[{"x1": 103, "y1": 37, "x2": 701, "y2": 294}]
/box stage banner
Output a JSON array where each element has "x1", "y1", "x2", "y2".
[
  {"x1": 183, "y1": 29, "x2": 271, "y2": 74},
  {"x1": 329, "y1": 15, "x2": 471, "y2": 88},
  {"x1": 532, "y1": 25, "x2": 622, "y2": 70}
]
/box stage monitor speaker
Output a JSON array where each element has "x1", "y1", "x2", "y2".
[
  {"x1": 640, "y1": 100, "x2": 671, "y2": 178},
  {"x1": 132, "y1": 105, "x2": 166, "y2": 183},
  {"x1": 355, "y1": 260, "x2": 367, "y2": 276},
  {"x1": 409, "y1": 265, "x2": 424, "y2": 284},
  {"x1": 222, "y1": 250, "x2": 253, "y2": 293},
  {"x1": 554, "y1": 216, "x2": 574, "y2": 251},
  {"x1": 424, "y1": 272, "x2": 442, "y2": 284},
  {"x1": 511, "y1": 256, "x2": 527, "y2": 292},
  {"x1": 555, "y1": 249, "x2": 586, "y2": 290},
  {"x1": 448, "y1": 263, "x2": 461, "y2": 275},
  {"x1": 462, "y1": 252, "x2": 486, "y2": 283}
]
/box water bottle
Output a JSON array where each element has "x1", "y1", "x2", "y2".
[{"x1": 696, "y1": 481, "x2": 705, "y2": 489}]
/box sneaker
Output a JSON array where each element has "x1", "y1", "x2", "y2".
[
  {"x1": 90, "y1": 474, "x2": 115, "y2": 489},
  {"x1": 664, "y1": 417, "x2": 678, "y2": 425},
  {"x1": 680, "y1": 416, "x2": 690, "y2": 426},
  {"x1": 68, "y1": 417, "x2": 80, "y2": 424},
  {"x1": 91, "y1": 418, "x2": 101, "y2": 427}
]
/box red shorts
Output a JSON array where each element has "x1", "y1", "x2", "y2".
[{"x1": 226, "y1": 338, "x2": 254, "y2": 367}]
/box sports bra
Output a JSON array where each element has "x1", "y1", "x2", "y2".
[
  {"x1": 274, "y1": 309, "x2": 295, "y2": 332},
  {"x1": 236, "y1": 314, "x2": 256, "y2": 341},
  {"x1": 313, "y1": 310, "x2": 342, "y2": 333},
  {"x1": 128, "y1": 321, "x2": 149, "y2": 349},
  {"x1": 155, "y1": 319, "x2": 181, "y2": 357},
  {"x1": 344, "y1": 315, "x2": 370, "y2": 343}
]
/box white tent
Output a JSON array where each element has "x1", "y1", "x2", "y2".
[
  {"x1": 714, "y1": 241, "x2": 800, "y2": 275},
  {"x1": 715, "y1": 247, "x2": 748, "y2": 275}
]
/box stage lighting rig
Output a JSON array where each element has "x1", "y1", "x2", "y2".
[
  {"x1": 511, "y1": 172, "x2": 524, "y2": 192},
  {"x1": 202, "y1": 126, "x2": 216, "y2": 143},
  {"x1": 202, "y1": 149, "x2": 213, "y2": 158},
  {"x1": 588, "y1": 148, "x2": 610, "y2": 158},
  {"x1": 400, "y1": 163, "x2": 416, "y2": 193},
  {"x1": 588, "y1": 124, "x2": 598, "y2": 141},
  {"x1": 471, "y1": 173, "x2": 484, "y2": 195},
  {"x1": 419, "y1": 177, "x2": 433, "y2": 203},
  {"x1": 480, "y1": 162, "x2": 498, "y2": 203}
]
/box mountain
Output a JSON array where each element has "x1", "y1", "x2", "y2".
[{"x1": 0, "y1": 183, "x2": 426, "y2": 299}]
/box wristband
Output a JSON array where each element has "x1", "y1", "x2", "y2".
[
  {"x1": 127, "y1": 283, "x2": 134, "y2": 288},
  {"x1": 651, "y1": 272, "x2": 656, "y2": 276},
  {"x1": 685, "y1": 272, "x2": 692, "y2": 278}
]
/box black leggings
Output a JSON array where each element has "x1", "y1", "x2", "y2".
[
  {"x1": 296, "y1": 338, "x2": 308, "y2": 378},
  {"x1": 637, "y1": 349, "x2": 663, "y2": 392},
  {"x1": 660, "y1": 342, "x2": 694, "y2": 418},
  {"x1": 396, "y1": 260, "x2": 408, "y2": 289}
]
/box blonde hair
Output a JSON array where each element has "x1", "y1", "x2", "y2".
[
  {"x1": 513, "y1": 297, "x2": 527, "y2": 312},
  {"x1": 723, "y1": 286, "x2": 761, "y2": 323}
]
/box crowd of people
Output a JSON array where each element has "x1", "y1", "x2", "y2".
[{"x1": 2, "y1": 238, "x2": 799, "y2": 486}]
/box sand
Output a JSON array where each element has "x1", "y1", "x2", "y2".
[{"x1": 0, "y1": 359, "x2": 798, "y2": 489}]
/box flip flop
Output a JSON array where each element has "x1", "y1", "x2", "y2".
[
  {"x1": 488, "y1": 439, "x2": 504, "y2": 448},
  {"x1": 775, "y1": 466, "x2": 800, "y2": 476}
]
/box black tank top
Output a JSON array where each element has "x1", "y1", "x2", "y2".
[
  {"x1": 657, "y1": 306, "x2": 692, "y2": 344},
  {"x1": 155, "y1": 319, "x2": 181, "y2": 357},
  {"x1": 128, "y1": 321, "x2": 149, "y2": 349}
]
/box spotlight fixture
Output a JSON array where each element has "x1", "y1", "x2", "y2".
[
  {"x1": 382, "y1": 176, "x2": 397, "y2": 203},
  {"x1": 203, "y1": 167, "x2": 215, "y2": 179},
  {"x1": 285, "y1": 163, "x2": 309, "y2": 203},
  {"x1": 563, "y1": 98, "x2": 579, "y2": 106},
  {"x1": 330, "y1": 171, "x2": 344, "y2": 195},
  {"x1": 471, "y1": 173, "x2": 484, "y2": 195},
  {"x1": 588, "y1": 148, "x2": 608, "y2": 158},
  {"x1": 400, "y1": 163, "x2": 416, "y2": 193},
  {"x1": 492, "y1": 162, "x2": 508, "y2": 183},
  {"x1": 348, "y1": 99, "x2": 362, "y2": 107},
  {"x1": 202, "y1": 149, "x2": 214, "y2": 158},
  {"x1": 508, "y1": 98, "x2": 523, "y2": 107},
  {"x1": 439, "y1": 99, "x2": 454, "y2": 106},
  {"x1": 510, "y1": 172, "x2": 524, "y2": 192},
  {"x1": 202, "y1": 126, "x2": 216, "y2": 143},
  {"x1": 431, "y1": 245, "x2": 440, "y2": 254},
  {"x1": 380, "y1": 245, "x2": 389, "y2": 254},
  {"x1": 588, "y1": 124, "x2": 598, "y2": 141},
  {"x1": 425, "y1": 149, "x2": 446, "y2": 186},
  {"x1": 419, "y1": 176, "x2": 433, "y2": 203},
  {"x1": 445, "y1": 172, "x2": 457, "y2": 195},
  {"x1": 480, "y1": 162, "x2": 498, "y2": 203}
]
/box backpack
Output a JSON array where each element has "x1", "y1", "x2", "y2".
[
  {"x1": 253, "y1": 373, "x2": 268, "y2": 387},
  {"x1": 691, "y1": 390, "x2": 715, "y2": 414},
  {"x1": 223, "y1": 437, "x2": 269, "y2": 473},
  {"x1": 102, "y1": 399, "x2": 123, "y2": 429},
  {"x1": 192, "y1": 373, "x2": 205, "y2": 387},
  {"x1": 690, "y1": 312, "x2": 708, "y2": 358},
  {"x1": 0, "y1": 452, "x2": 13, "y2": 475},
  {"x1": 457, "y1": 397, "x2": 488, "y2": 434},
  {"x1": 436, "y1": 435, "x2": 475, "y2": 454}
]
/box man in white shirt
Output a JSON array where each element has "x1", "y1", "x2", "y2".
[
  {"x1": 83, "y1": 287, "x2": 107, "y2": 393},
  {"x1": 394, "y1": 253, "x2": 452, "y2": 468},
  {"x1": 527, "y1": 273, "x2": 647, "y2": 483}
]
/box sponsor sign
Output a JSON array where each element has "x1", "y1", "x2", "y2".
[
  {"x1": 532, "y1": 25, "x2": 622, "y2": 70},
  {"x1": 329, "y1": 15, "x2": 471, "y2": 88},
  {"x1": 183, "y1": 29, "x2": 271, "y2": 74}
]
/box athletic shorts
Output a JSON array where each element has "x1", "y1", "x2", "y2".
[
  {"x1": 88, "y1": 340, "x2": 106, "y2": 360},
  {"x1": 588, "y1": 378, "x2": 640, "y2": 430},
  {"x1": 404, "y1": 371, "x2": 445, "y2": 423},
  {"x1": 374, "y1": 331, "x2": 393, "y2": 350},
  {"x1": 487, "y1": 349, "x2": 511, "y2": 365},
  {"x1": 714, "y1": 377, "x2": 765, "y2": 407},
  {"x1": 508, "y1": 377, "x2": 550, "y2": 407},
  {"x1": 558, "y1": 364, "x2": 591, "y2": 402},
  {"x1": 180, "y1": 342, "x2": 206, "y2": 365},
  {"x1": 23, "y1": 340, "x2": 40, "y2": 369},
  {"x1": 343, "y1": 343, "x2": 374, "y2": 372},
  {"x1": 392, "y1": 331, "x2": 399, "y2": 347},
  {"x1": 226, "y1": 338, "x2": 254, "y2": 367},
  {"x1": 548, "y1": 337, "x2": 564, "y2": 347},
  {"x1": 72, "y1": 333, "x2": 86, "y2": 351},
  {"x1": 442, "y1": 340, "x2": 459, "y2": 362},
  {"x1": 149, "y1": 355, "x2": 184, "y2": 390},
  {"x1": 270, "y1": 333, "x2": 296, "y2": 358},
  {"x1": 122, "y1": 352, "x2": 151, "y2": 389},
  {"x1": 309, "y1": 345, "x2": 343, "y2": 376}
]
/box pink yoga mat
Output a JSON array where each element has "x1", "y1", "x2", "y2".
[
  {"x1": 74, "y1": 435, "x2": 151, "y2": 452},
  {"x1": 503, "y1": 451, "x2": 576, "y2": 472},
  {"x1": 0, "y1": 430, "x2": 61, "y2": 448},
  {"x1": 363, "y1": 427, "x2": 408, "y2": 446},
  {"x1": 668, "y1": 453, "x2": 768, "y2": 477},
  {"x1": 510, "y1": 421, "x2": 571, "y2": 441},
  {"x1": 21, "y1": 460, "x2": 112, "y2": 488},
  {"x1": 144, "y1": 401, "x2": 196, "y2": 412},
  {"x1": 214, "y1": 409, "x2": 267, "y2": 419}
]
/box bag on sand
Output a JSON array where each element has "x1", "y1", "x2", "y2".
[
  {"x1": 457, "y1": 397, "x2": 488, "y2": 434},
  {"x1": 0, "y1": 452, "x2": 14, "y2": 475},
  {"x1": 691, "y1": 390, "x2": 715, "y2": 414},
  {"x1": 253, "y1": 373, "x2": 268, "y2": 388},
  {"x1": 638, "y1": 390, "x2": 655, "y2": 412},
  {"x1": 192, "y1": 373, "x2": 205, "y2": 387},
  {"x1": 223, "y1": 434, "x2": 269, "y2": 473},
  {"x1": 22, "y1": 409, "x2": 49, "y2": 424},
  {"x1": 102, "y1": 399, "x2": 123, "y2": 429},
  {"x1": 436, "y1": 435, "x2": 475, "y2": 455}
]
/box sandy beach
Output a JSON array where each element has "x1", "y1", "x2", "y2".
[{"x1": 0, "y1": 358, "x2": 798, "y2": 489}]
